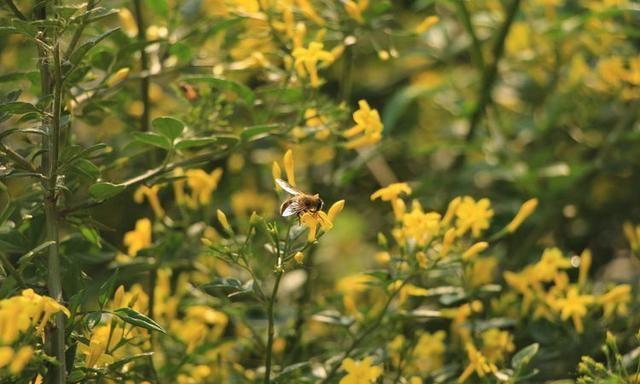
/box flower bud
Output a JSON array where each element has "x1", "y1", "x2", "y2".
[{"x1": 506, "y1": 198, "x2": 538, "y2": 233}]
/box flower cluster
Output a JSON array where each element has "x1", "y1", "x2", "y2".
[
  {"x1": 344, "y1": 100, "x2": 384, "y2": 149},
  {"x1": 503, "y1": 248, "x2": 631, "y2": 333},
  {"x1": 0, "y1": 290, "x2": 70, "y2": 376}
]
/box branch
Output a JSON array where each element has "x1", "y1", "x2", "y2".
[
  {"x1": 0, "y1": 143, "x2": 36, "y2": 172},
  {"x1": 64, "y1": 0, "x2": 96, "y2": 59},
  {"x1": 132, "y1": 0, "x2": 150, "y2": 132},
  {"x1": 60, "y1": 148, "x2": 231, "y2": 215},
  {"x1": 45, "y1": 42, "x2": 67, "y2": 384},
  {"x1": 453, "y1": 0, "x2": 521, "y2": 169},
  {"x1": 3, "y1": 0, "x2": 27, "y2": 20}
]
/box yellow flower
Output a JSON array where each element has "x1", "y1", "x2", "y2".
[
  {"x1": 415, "y1": 15, "x2": 439, "y2": 34},
  {"x1": 300, "y1": 211, "x2": 333, "y2": 241},
  {"x1": 480, "y1": 328, "x2": 514, "y2": 363},
  {"x1": 370, "y1": 183, "x2": 412, "y2": 202},
  {"x1": 626, "y1": 56, "x2": 640, "y2": 85},
  {"x1": 0, "y1": 346, "x2": 13, "y2": 369},
  {"x1": 468, "y1": 257, "x2": 498, "y2": 287},
  {"x1": 455, "y1": 197, "x2": 493, "y2": 237},
  {"x1": 401, "y1": 206, "x2": 441, "y2": 246},
  {"x1": 231, "y1": 189, "x2": 276, "y2": 217},
  {"x1": 123, "y1": 218, "x2": 152, "y2": 256},
  {"x1": 389, "y1": 281, "x2": 429, "y2": 304},
  {"x1": 336, "y1": 274, "x2": 378, "y2": 316},
  {"x1": 294, "y1": 251, "x2": 304, "y2": 264},
  {"x1": 550, "y1": 286, "x2": 594, "y2": 333},
  {"x1": 458, "y1": 343, "x2": 497, "y2": 383},
  {"x1": 292, "y1": 42, "x2": 334, "y2": 88},
  {"x1": 440, "y1": 228, "x2": 456, "y2": 257},
  {"x1": 442, "y1": 197, "x2": 461, "y2": 227},
  {"x1": 391, "y1": 198, "x2": 406, "y2": 221},
  {"x1": 596, "y1": 56, "x2": 626, "y2": 89},
  {"x1": 600, "y1": 284, "x2": 631, "y2": 318},
  {"x1": 344, "y1": 100, "x2": 383, "y2": 149},
  {"x1": 295, "y1": 0, "x2": 325, "y2": 25},
  {"x1": 304, "y1": 108, "x2": 331, "y2": 140},
  {"x1": 118, "y1": 8, "x2": 138, "y2": 37},
  {"x1": 217, "y1": 209, "x2": 232, "y2": 233},
  {"x1": 106, "y1": 67, "x2": 130, "y2": 87},
  {"x1": 108, "y1": 284, "x2": 148, "y2": 314},
  {"x1": 506, "y1": 198, "x2": 538, "y2": 233},
  {"x1": 185, "y1": 168, "x2": 223, "y2": 207},
  {"x1": 411, "y1": 331, "x2": 446, "y2": 373},
  {"x1": 415, "y1": 251, "x2": 428, "y2": 268},
  {"x1": 578, "y1": 249, "x2": 591, "y2": 287},
  {"x1": 272, "y1": 161, "x2": 282, "y2": 190},
  {"x1": 283, "y1": 149, "x2": 296, "y2": 187},
  {"x1": 328, "y1": 200, "x2": 345, "y2": 222},
  {"x1": 9, "y1": 345, "x2": 33, "y2": 374},
  {"x1": 532, "y1": 247, "x2": 571, "y2": 282},
  {"x1": 344, "y1": 0, "x2": 369, "y2": 24},
  {"x1": 623, "y1": 221, "x2": 640, "y2": 252},
  {"x1": 444, "y1": 301, "x2": 483, "y2": 343},
  {"x1": 339, "y1": 356, "x2": 383, "y2": 384},
  {"x1": 462, "y1": 241, "x2": 488, "y2": 261},
  {"x1": 504, "y1": 268, "x2": 536, "y2": 313},
  {"x1": 376, "y1": 251, "x2": 391, "y2": 265},
  {"x1": 134, "y1": 184, "x2": 165, "y2": 218},
  {"x1": 80, "y1": 323, "x2": 123, "y2": 368}
]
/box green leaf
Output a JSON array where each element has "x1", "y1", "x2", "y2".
[
  {"x1": 152, "y1": 116, "x2": 184, "y2": 140},
  {"x1": 11, "y1": 19, "x2": 37, "y2": 38},
  {"x1": 99, "y1": 270, "x2": 119, "y2": 307},
  {"x1": 108, "y1": 352, "x2": 154, "y2": 370},
  {"x1": 73, "y1": 7, "x2": 119, "y2": 24},
  {"x1": 182, "y1": 76, "x2": 255, "y2": 104},
  {"x1": 89, "y1": 182, "x2": 125, "y2": 200},
  {"x1": 241, "y1": 124, "x2": 281, "y2": 141},
  {"x1": 511, "y1": 343, "x2": 539, "y2": 369},
  {"x1": 79, "y1": 226, "x2": 102, "y2": 248},
  {"x1": 114, "y1": 307, "x2": 166, "y2": 334},
  {"x1": 69, "y1": 27, "x2": 119, "y2": 66},
  {"x1": 175, "y1": 137, "x2": 217, "y2": 150},
  {"x1": 0, "y1": 102, "x2": 40, "y2": 115},
  {"x1": 213, "y1": 134, "x2": 240, "y2": 147},
  {"x1": 132, "y1": 132, "x2": 172, "y2": 150},
  {"x1": 73, "y1": 159, "x2": 100, "y2": 180}
]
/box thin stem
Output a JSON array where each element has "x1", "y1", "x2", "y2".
[
  {"x1": 132, "y1": 0, "x2": 150, "y2": 132},
  {"x1": 453, "y1": 0, "x2": 521, "y2": 168},
  {"x1": 0, "y1": 142, "x2": 37, "y2": 172},
  {"x1": 4, "y1": 0, "x2": 27, "y2": 20},
  {"x1": 264, "y1": 269, "x2": 284, "y2": 384},
  {"x1": 44, "y1": 43, "x2": 67, "y2": 384}
]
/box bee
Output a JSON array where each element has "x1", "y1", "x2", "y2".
[{"x1": 275, "y1": 178, "x2": 324, "y2": 217}]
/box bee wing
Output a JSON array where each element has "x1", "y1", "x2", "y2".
[
  {"x1": 275, "y1": 178, "x2": 302, "y2": 195},
  {"x1": 281, "y1": 201, "x2": 303, "y2": 217}
]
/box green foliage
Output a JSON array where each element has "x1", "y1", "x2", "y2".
[{"x1": 0, "y1": 0, "x2": 639, "y2": 383}]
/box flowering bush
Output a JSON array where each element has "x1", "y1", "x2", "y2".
[{"x1": 0, "y1": 0, "x2": 639, "y2": 383}]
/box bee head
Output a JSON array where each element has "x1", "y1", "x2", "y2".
[{"x1": 315, "y1": 195, "x2": 324, "y2": 211}]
